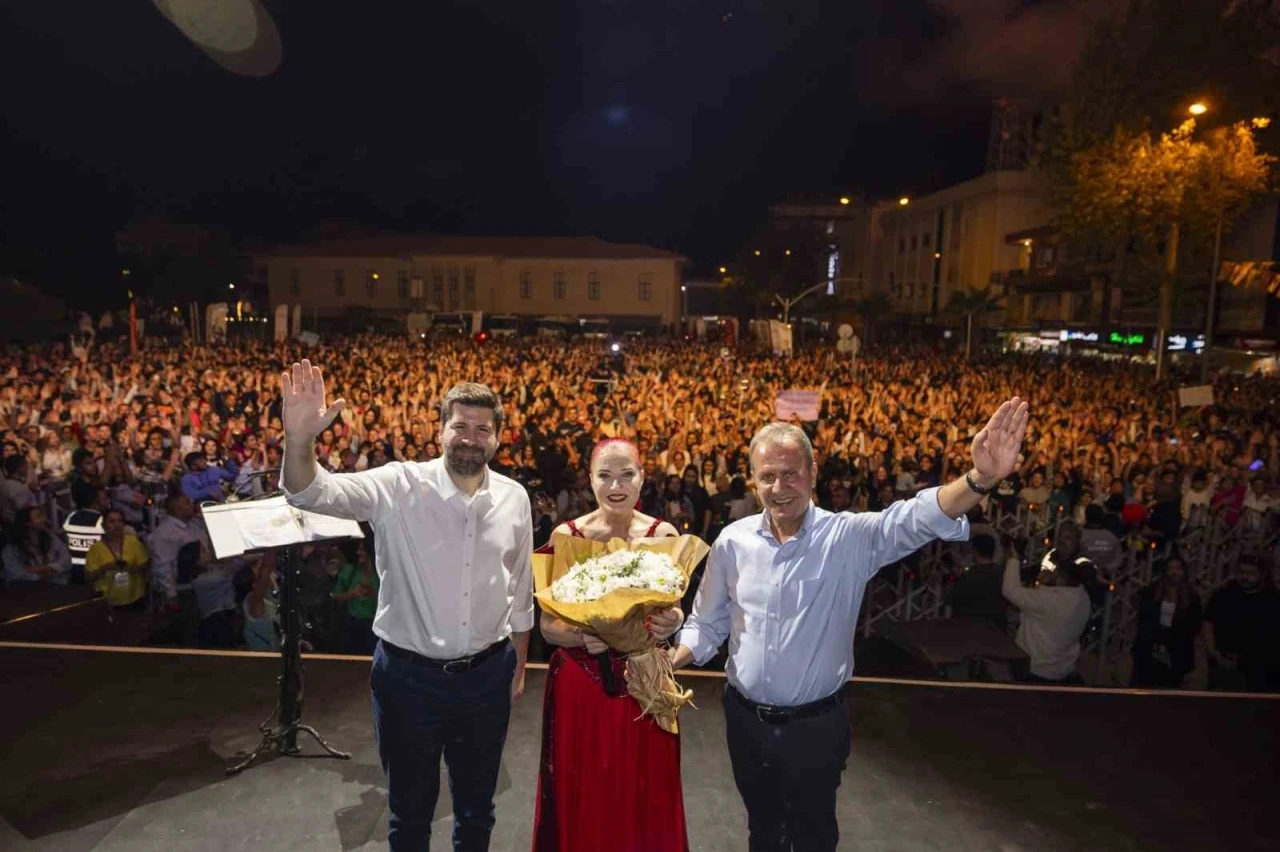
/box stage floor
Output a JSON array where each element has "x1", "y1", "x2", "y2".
[{"x1": 1, "y1": 646, "x2": 1277, "y2": 852}]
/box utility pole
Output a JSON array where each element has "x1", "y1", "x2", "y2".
[
  {"x1": 774, "y1": 281, "x2": 830, "y2": 325},
  {"x1": 1202, "y1": 207, "x2": 1225, "y2": 383}
]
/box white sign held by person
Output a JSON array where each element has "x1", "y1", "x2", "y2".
[
  {"x1": 1178, "y1": 385, "x2": 1215, "y2": 408},
  {"x1": 775, "y1": 389, "x2": 821, "y2": 421}
]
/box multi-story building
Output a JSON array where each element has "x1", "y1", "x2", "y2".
[
  {"x1": 877, "y1": 170, "x2": 1050, "y2": 319},
  {"x1": 741, "y1": 195, "x2": 880, "y2": 302},
  {"x1": 255, "y1": 235, "x2": 685, "y2": 331},
  {"x1": 999, "y1": 198, "x2": 1280, "y2": 358}
]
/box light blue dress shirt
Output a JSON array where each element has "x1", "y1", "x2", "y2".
[{"x1": 678, "y1": 487, "x2": 969, "y2": 706}]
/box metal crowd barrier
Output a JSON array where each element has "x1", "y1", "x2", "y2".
[{"x1": 859, "y1": 501, "x2": 1278, "y2": 686}]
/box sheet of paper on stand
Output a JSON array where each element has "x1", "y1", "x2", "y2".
[
  {"x1": 201, "y1": 508, "x2": 248, "y2": 557},
  {"x1": 233, "y1": 500, "x2": 310, "y2": 550},
  {"x1": 302, "y1": 511, "x2": 367, "y2": 540},
  {"x1": 203, "y1": 496, "x2": 363, "y2": 559}
]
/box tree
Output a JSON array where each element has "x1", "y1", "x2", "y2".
[
  {"x1": 1052, "y1": 118, "x2": 1272, "y2": 376},
  {"x1": 945, "y1": 287, "x2": 1005, "y2": 360},
  {"x1": 1041, "y1": 0, "x2": 1279, "y2": 376}
]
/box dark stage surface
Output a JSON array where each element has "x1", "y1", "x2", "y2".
[{"x1": 1, "y1": 645, "x2": 1277, "y2": 852}]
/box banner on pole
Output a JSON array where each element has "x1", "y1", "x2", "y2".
[
  {"x1": 775, "y1": 389, "x2": 821, "y2": 421},
  {"x1": 1178, "y1": 385, "x2": 1215, "y2": 407}
]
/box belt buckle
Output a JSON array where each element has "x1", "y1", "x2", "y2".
[
  {"x1": 755, "y1": 704, "x2": 789, "y2": 725},
  {"x1": 442, "y1": 658, "x2": 472, "y2": 674}
]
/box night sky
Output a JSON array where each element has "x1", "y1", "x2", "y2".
[{"x1": 0, "y1": 1, "x2": 1103, "y2": 300}]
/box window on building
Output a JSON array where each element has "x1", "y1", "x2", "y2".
[
  {"x1": 411, "y1": 276, "x2": 424, "y2": 299},
  {"x1": 289, "y1": 269, "x2": 300, "y2": 296},
  {"x1": 898, "y1": 239, "x2": 906, "y2": 255},
  {"x1": 432, "y1": 267, "x2": 444, "y2": 307},
  {"x1": 464, "y1": 266, "x2": 475, "y2": 286},
  {"x1": 463, "y1": 279, "x2": 475, "y2": 310},
  {"x1": 553, "y1": 270, "x2": 567, "y2": 300},
  {"x1": 397, "y1": 270, "x2": 409, "y2": 298},
  {"x1": 519, "y1": 269, "x2": 532, "y2": 299},
  {"x1": 366, "y1": 270, "x2": 377, "y2": 297},
  {"x1": 910, "y1": 235, "x2": 917, "y2": 250},
  {"x1": 447, "y1": 267, "x2": 460, "y2": 309},
  {"x1": 922, "y1": 233, "x2": 931, "y2": 247},
  {"x1": 638, "y1": 272, "x2": 653, "y2": 301},
  {"x1": 334, "y1": 269, "x2": 346, "y2": 297},
  {"x1": 587, "y1": 270, "x2": 601, "y2": 300}
]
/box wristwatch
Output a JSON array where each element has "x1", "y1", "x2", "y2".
[{"x1": 965, "y1": 471, "x2": 994, "y2": 495}]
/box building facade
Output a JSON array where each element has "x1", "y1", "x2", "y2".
[
  {"x1": 877, "y1": 170, "x2": 1050, "y2": 319},
  {"x1": 256, "y1": 235, "x2": 685, "y2": 330},
  {"x1": 999, "y1": 198, "x2": 1280, "y2": 350},
  {"x1": 753, "y1": 196, "x2": 880, "y2": 302}
]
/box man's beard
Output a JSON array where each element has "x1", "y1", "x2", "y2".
[{"x1": 445, "y1": 443, "x2": 491, "y2": 477}]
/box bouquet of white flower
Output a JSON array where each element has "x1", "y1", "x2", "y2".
[
  {"x1": 550, "y1": 550, "x2": 685, "y2": 604},
  {"x1": 533, "y1": 532, "x2": 710, "y2": 733}
]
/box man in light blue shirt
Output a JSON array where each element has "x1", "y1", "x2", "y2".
[{"x1": 673, "y1": 397, "x2": 1029, "y2": 852}]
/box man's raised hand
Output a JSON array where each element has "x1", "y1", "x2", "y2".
[
  {"x1": 971, "y1": 396, "x2": 1029, "y2": 483},
  {"x1": 280, "y1": 359, "x2": 346, "y2": 441}
]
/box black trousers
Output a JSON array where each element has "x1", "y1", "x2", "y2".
[
  {"x1": 723, "y1": 686, "x2": 852, "y2": 852},
  {"x1": 371, "y1": 639, "x2": 516, "y2": 852}
]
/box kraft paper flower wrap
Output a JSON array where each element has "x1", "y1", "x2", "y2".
[{"x1": 533, "y1": 531, "x2": 710, "y2": 734}]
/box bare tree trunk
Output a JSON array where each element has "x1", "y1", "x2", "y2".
[{"x1": 965, "y1": 312, "x2": 973, "y2": 359}]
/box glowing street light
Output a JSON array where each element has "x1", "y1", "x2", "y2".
[
  {"x1": 228, "y1": 283, "x2": 236, "y2": 290},
  {"x1": 718, "y1": 266, "x2": 727, "y2": 274},
  {"x1": 1188, "y1": 102, "x2": 1208, "y2": 116},
  {"x1": 839, "y1": 196, "x2": 850, "y2": 205},
  {"x1": 753, "y1": 249, "x2": 761, "y2": 256},
  {"x1": 898, "y1": 197, "x2": 910, "y2": 206},
  {"x1": 784, "y1": 249, "x2": 791, "y2": 256}
]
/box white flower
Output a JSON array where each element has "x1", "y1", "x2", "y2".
[{"x1": 550, "y1": 549, "x2": 684, "y2": 603}]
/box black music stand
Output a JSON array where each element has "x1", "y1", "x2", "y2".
[{"x1": 202, "y1": 497, "x2": 362, "y2": 774}]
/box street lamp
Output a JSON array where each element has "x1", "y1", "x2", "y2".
[
  {"x1": 1189, "y1": 101, "x2": 1208, "y2": 116},
  {"x1": 898, "y1": 197, "x2": 910, "y2": 206},
  {"x1": 718, "y1": 266, "x2": 727, "y2": 274},
  {"x1": 228, "y1": 283, "x2": 236, "y2": 290},
  {"x1": 839, "y1": 197, "x2": 850, "y2": 205}
]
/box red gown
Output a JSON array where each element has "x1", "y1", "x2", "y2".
[{"x1": 532, "y1": 518, "x2": 689, "y2": 852}]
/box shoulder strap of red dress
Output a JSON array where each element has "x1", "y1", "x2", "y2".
[
  {"x1": 644, "y1": 517, "x2": 663, "y2": 537},
  {"x1": 566, "y1": 519, "x2": 585, "y2": 538}
]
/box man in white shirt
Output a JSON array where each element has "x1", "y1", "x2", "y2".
[
  {"x1": 280, "y1": 360, "x2": 532, "y2": 852},
  {"x1": 1002, "y1": 523, "x2": 1092, "y2": 682},
  {"x1": 147, "y1": 492, "x2": 211, "y2": 645}
]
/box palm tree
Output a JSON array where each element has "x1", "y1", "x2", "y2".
[
  {"x1": 852, "y1": 292, "x2": 892, "y2": 347},
  {"x1": 946, "y1": 287, "x2": 1005, "y2": 359}
]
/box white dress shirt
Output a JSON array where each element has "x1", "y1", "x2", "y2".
[
  {"x1": 147, "y1": 516, "x2": 207, "y2": 599},
  {"x1": 679, "y1": 487, "x2": 969, "y2": 706},
  {"x1": 285, "y1": 458, "x2": 534, "y2": 660}
]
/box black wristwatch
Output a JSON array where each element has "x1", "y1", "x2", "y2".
[{"x1": 965, "y1": 471, "x2": 994, "y2": 495}]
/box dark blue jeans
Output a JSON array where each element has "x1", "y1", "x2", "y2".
[{"x1": 371, "y1": 639, "x2": 516, "y2": 852}]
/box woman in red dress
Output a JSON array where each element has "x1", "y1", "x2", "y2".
[{"x1": 533, "y1": 438, "x2": 689, "y2": 852}]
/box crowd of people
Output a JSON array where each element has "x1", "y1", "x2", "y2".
[{"x1": 0, "y1": 330, "x2": 1276, "y2": 684}]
